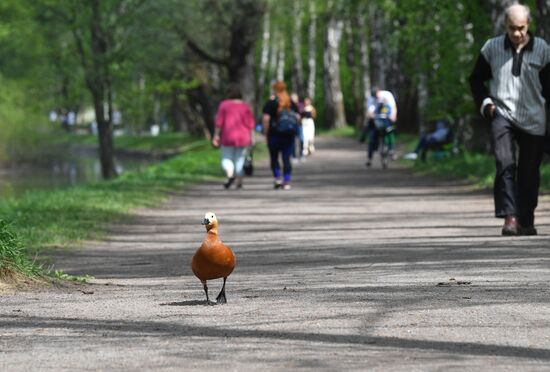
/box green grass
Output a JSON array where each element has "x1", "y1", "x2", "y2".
[
  {"x1": 398, "y1": 134, "x2": 550, "y2": 192},
  {"x1": 0, "y1": 139, "x2": 226, "y2": 280},
  {"x1": 0, "y1": 220, "x2": 40, "y2": 278},
  {"x1": 55, "y1": 132, "x2": 199, "y2": 152}
]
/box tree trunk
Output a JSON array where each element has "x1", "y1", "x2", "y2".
[
  {"x1": 357, "y1": 6, "x2": 371, "y2": 128},
  {"x1": 306, "y1": 1, "x2": 317, "y2": 100},
  {"x1": 291, "y1": 1, "x2": 305, "y2": 97},
  {"x1": 256, "y1": 13, "x2": 271, "y2": 114},
  {"x1": 323, "y1": 16, "x2": 347, "y2": 129},
  {"x1": 536, "y1": 0, "x2": 550, "y2": 39},
  {"x1": 276, "y1": 38, "x2": 285, "y2": 82},
  {"x1": 368, "y1": 3, "x2": 386, "y2": 89},
  {"x1": 186, "y1": 0, "x2": 266, "y2": 112},
  {"x1": 89, "y1": 0, "x2": 117, "y2": 179},
  {"x1": 417, "y1": 74, "x2": 428, "y2": 133},
  {"x1": 345, "y1": 18, "x2": 361, "y2": 129}
]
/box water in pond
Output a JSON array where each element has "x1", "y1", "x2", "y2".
[{"x1": 0, "y1": 145, "x2": 156, "y2": 198}]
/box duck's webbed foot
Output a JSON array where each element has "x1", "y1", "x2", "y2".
[{"x1": 216, "y1": 277, "x2": 227, "y2": 304}]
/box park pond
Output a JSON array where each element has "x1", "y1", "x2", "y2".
[{"x1": 0, "y1": 145, "x2": 156, "y2": 198}]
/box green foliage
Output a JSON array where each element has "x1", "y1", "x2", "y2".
[
  {"x1": 413, "y1": 151, "x2": 495, "y2": 188},
  {"x1": 0, "y1": 76, "x2": 50, "y2": 163},
  {"x1": 381, "y1": 0, "x2": 492, "y2": 121},
  {"x1": 0, "y1": 220, "x2": 39, "y2": 277},
  {"x1": 51, "y1": 269, "x2": 94, "y2": 283}
]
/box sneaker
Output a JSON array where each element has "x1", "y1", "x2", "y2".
[
  {"x1": 502, "y1": 215, "x2": 519, "y2": 236},
  {"x1": 223, "y1": 177, "x2": 235, "y2": 189},
  {"x1": 404, "y1": 152, "x2": 418, "y2": 160},
  {"x1": 274, "y1": 180, "x2": 283, "y2": 189},
  {"x1": 282, "y1": 183, "x2": 291, "y2": 190},
  {"x1": 366, "y1": 161, "x2": 371, "y2": 168}
]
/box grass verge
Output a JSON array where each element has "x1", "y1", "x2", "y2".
[
  {"x1": 0, "y1": 139, "x2": 230, "y2": 283},
  {"x1": 398, "y1": 133, "x2": 550, "y2": 191}
]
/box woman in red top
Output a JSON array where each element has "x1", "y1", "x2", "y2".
[{"x1": 212, "y1": 85, "x2": 255, "y2": 189}]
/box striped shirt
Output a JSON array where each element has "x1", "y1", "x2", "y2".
[{"x1": 469, "y1": 33, "x2": 550, "y2": 136}]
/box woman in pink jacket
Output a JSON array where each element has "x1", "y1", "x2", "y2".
[{"x1": 212, "y1": 85, "x2": 255, "y2": 189}]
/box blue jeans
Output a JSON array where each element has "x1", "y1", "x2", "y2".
[{"x1": 268, "y1": 134, "x2": 294, "y2": 183}]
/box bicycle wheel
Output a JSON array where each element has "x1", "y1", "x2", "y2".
[{"x1": 380, "y1": 131, "x2": 388, "y2": 169}]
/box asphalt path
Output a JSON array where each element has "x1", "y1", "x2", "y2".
[{"x1": 1, "y1": 136, "x2": 550, "y2": 371}]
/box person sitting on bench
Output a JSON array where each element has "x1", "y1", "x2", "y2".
[{"x1": 404, "y1": 119, "x2": 451, "y2": 161}]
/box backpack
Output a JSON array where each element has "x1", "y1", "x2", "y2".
[{"x1": 272, "y1": 108, "x2": 298, "y2": 136}]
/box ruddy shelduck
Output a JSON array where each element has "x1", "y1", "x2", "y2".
[{"x1": 191, "y1": 212, "x2": 236, "y2": 304}]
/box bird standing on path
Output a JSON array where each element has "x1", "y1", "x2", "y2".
[{"x1": 191, "y1": 212, "x2": 236, "y2": 304}]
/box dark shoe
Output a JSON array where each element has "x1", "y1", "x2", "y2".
[
  {"x1": 274, "y1": 180, "x2": 283, "y2": 189},
  {"x1": 519, "y1": 226, "x2": 537, "y2": 236},
  {"x1": 223, "y1": 177, "x2": 235, "y2": 189},
  {"x1": 502, "y1": 215, "x2": 519, "y2": 236},
  {"x1": 366, "y1": 161, "x2": 371, "y2": 168}
]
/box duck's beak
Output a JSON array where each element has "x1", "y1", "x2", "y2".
[{"x1": 202, "y1": 218, "x2": 209, "y2": 225}]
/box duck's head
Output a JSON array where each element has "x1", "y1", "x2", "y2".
[{"x1": 202, "y1": 212, "x2": 218, "y2": 231}]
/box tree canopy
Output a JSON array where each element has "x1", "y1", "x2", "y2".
[{"x1": 0, "y1": 0, "x2": 546, "y2": 171}]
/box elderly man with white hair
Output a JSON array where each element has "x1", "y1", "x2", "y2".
[{"x1": 469, "y1": 3, "x2": 550, "y2": 236}]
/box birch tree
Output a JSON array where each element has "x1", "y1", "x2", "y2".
[
  {"x1": 291, "y1": 1, "x2": 305, "y2": 98},
  {"x1": 306, "y1": 1, "x2": 317, "y2": 101},
  {"x1": 357, "y1": 3, "x2": 371, "y2": 127},
  {"x1": 256, "y1": 13, "x2": 271, "y2": 113},
  {"x1": 323, "y1": 2, "x2": 347, "y2": 129}
]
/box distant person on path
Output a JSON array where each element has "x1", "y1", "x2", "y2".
[
  {"x1": 359, "y1": 93, "x2": 377, "y2": 143},
  {"x1": 375, "y1": 88, "x2": 397, "y2": 159},
  {"x1": 366, "y1": 94, "x2": 395, "y2": 167},
  {"x1": 469, "y1": 3, "x2": 550, "y2": 236},
  {"x1": 262, "y1": 81, "x2": 300, "y2": 190},
  {"x1": 301, "y1": 97, "x2": 317, "y2": 157},
  {"x1": 213, "y1": 84, "x2": 255, "y2": 189},
  {"x1": 403, "y1": 119, "x2": 451, "y2": 161}
]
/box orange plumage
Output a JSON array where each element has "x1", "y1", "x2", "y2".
[{"x1": 191, "y1": 212, "x2": 235, "y2": 304}]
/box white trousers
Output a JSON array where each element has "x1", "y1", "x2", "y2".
[
  {"x1": 301, "y1": 118, "x2": 315, "y2": 155},
  {"x1": 221, "y1": 146, "x2": 247, "y2": 178}
]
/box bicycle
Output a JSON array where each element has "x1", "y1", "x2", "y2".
[{"x1": 373, "y1": 118, "x2": 395, "y2": 169}]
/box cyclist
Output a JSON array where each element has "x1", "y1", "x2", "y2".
[{"x1": 366, "y1": 98, "x2": 395, "y2": 168}]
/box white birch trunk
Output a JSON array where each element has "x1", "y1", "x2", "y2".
[
  {"x1": 256, "y1": 13, "x2": 271, "y2": 113},
  {"x1": 357, "y1": 6, "x2": 371, "y2": 124},
  {"x1": 268, "y1": 30, "x2": 278, "y2": 85},
  {"x1": 323, "y1": 16, "x2": 346, "y2": 129},
  {"x1": 306, "y1": 1, "x2": 317, "y2": 100},
  {"x1": 417, "y1": 73, "x2": 428, "y2": 133},
  {"x1": 291, "y1": 1, "x2": 304, "y2": 97},
  {"x1": 241, "y1": 51, "x2": 256, "y2": 108},
  {"x1": 276, "y1": 38, "x2": 285, "y2": 82}
]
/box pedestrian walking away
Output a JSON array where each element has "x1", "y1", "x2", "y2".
[
  {"x1": 469, "y1": 3, "x2": 550, "y2": 236},
  {"x1": 262, "y1": 81, "x2": 300, "y2": 190},
  {"x1": 301, "y1": 97, "x2": 317, "y2": 158},
  {"x1": 212, "y1": 84, "x2": 256, "y2": 189}
]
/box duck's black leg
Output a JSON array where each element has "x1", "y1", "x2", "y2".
[
  {"x1": 202, "y1": 282, "x2": 210, "y2": 304},
  {"x1": 216, "y1": 277, "x2": 227, "y2": 304}
]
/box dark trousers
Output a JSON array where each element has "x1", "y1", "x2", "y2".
[
  {"x1": 491, "y1": 115, "x2": 545, "y2": 226},
  {"x1": 268, "y1": 134, "x2": 294, "y2": 183}
]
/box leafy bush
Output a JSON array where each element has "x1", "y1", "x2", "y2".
[{"x1": 0, "y1": 76, "x2": 50, "y2": 163}]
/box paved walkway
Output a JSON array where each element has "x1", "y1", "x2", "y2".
[{"x1": 1, "y1": 136, "x2": 550, "y2": 371}]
